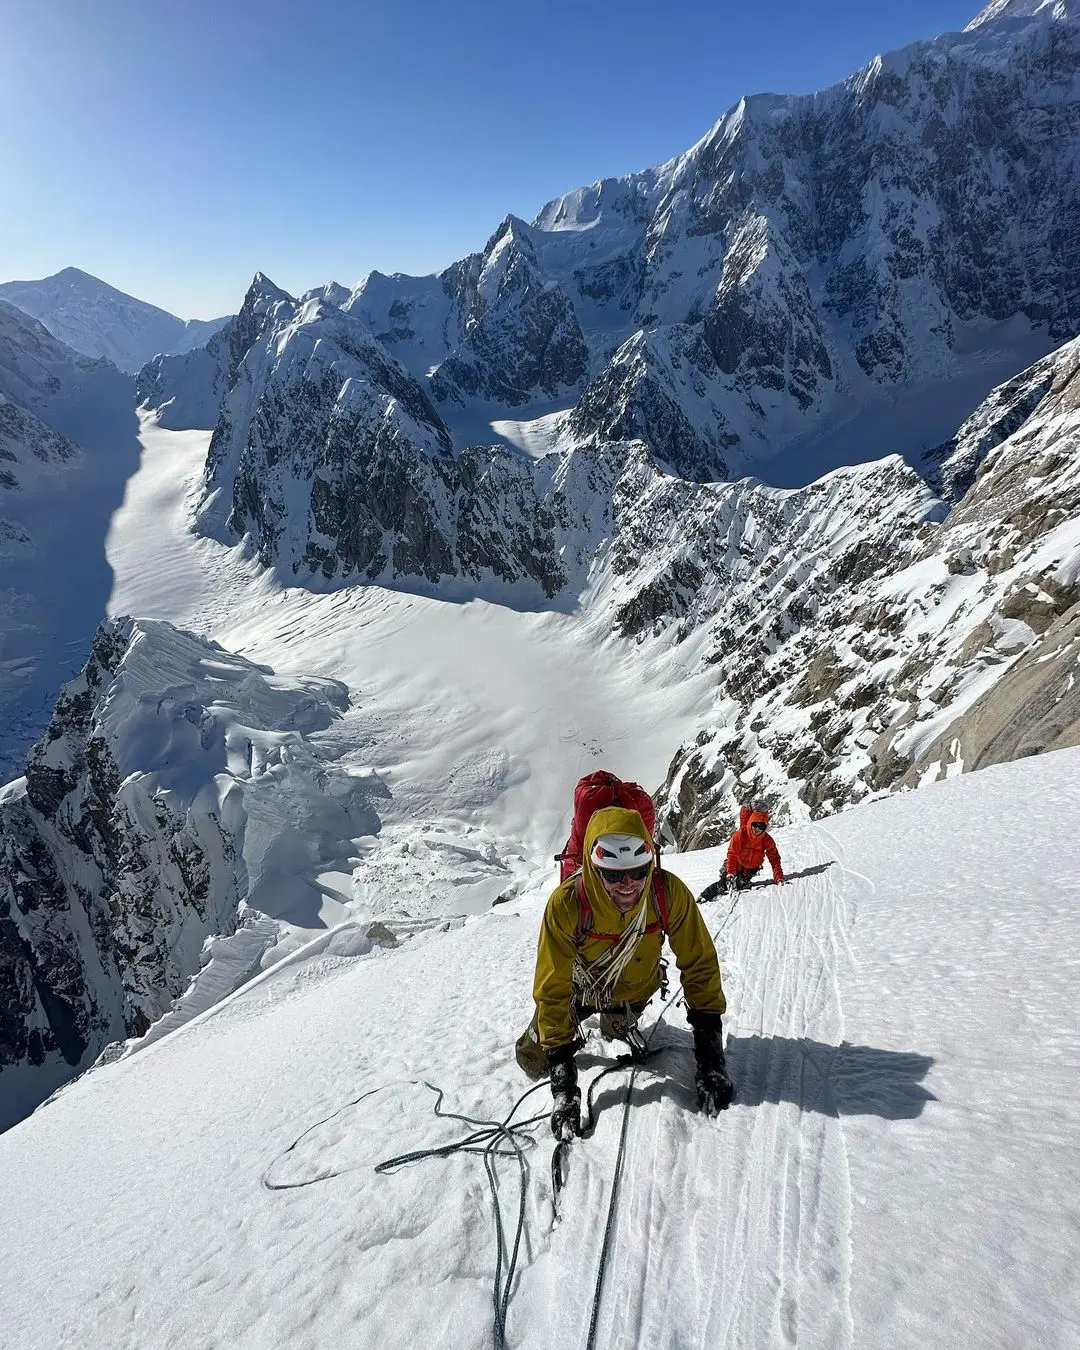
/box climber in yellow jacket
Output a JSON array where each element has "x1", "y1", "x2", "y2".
[{"x1": 516, "y1": 805, "x2": 733, "y2": 1139}]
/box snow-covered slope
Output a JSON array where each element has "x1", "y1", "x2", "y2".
[
  {"x1": 0, "y1": 268, "x2": 230, "y2": 374},
  {"x1": 2, "y1": 747, "x2": 1077, "y2": 1349},
  {"x1": 0, "y1": 297, "x2": 130, "y2": 430}
]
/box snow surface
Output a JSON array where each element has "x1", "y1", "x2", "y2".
[{"x1": 2, "y1": 748, "x2": 1078, "y2": 1349}]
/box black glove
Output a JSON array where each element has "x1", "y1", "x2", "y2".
[
  {"x1": 547, "y1": 1043, "x2": 581, "y2": 1141},
  {"x1": 687, "y1": 1009, "x2": 733, "y2": 1115}
]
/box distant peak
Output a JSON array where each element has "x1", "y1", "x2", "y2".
[
  {"x1": 966, "y1": 0, "x2": 1069, "y2": 29},
  {"x1": 247, "y1": 272, "x2": 293, "y2": 300},
  {"x1": 241, "y1": 273, "x2": 296, "y2": 322},
  {"x1": 49, "y1": 266, "x2": 109, "y2": 288}
]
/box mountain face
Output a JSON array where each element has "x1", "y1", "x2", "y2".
[
  {"x1": 652, "y1": 335, "x2": 1080, "y2": 847},
  {"x1": 0, "y1": 300, "x2": 141, "y2": 785},
  {"x1": 0, "y1": 396, "x2": 79, "y2": 493},
  {"x1": 0, "y1": 617, "x2": 381, "y2": 1131},
  {"x1": 144, "y1": 3, "x2": 1079, "y2": 488},
  {"x1": 0, "y1": 268, "x2": 230, "y2": 375},
  {"x1": 0, "y1": 297, "x2": 127, "y2": 420},
  {"x1": 190, "y1": 276, "x2": 610, "y2": 597}
]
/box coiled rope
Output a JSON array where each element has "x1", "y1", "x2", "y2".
[{"x1": 263, "y1": 1078, "x2": 549, "y2": 1350}]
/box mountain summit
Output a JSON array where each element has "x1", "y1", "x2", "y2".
[{"x1": 0, "y1": 267, "x2": 230, "y2": 374}]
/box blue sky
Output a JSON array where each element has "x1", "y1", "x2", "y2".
[{"x1": 1, "y1": 0, "x2": 980, "y2": 318}]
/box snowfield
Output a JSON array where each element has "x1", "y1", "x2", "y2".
[{"x1": 2, "y1": 747, "x2": 1078, "y2": 1350}]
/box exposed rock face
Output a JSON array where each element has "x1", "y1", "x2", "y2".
[
  {"x1": 563, "y1": 327, "x2": 739, "y2": 481},
  {"x1": 0, "y1": 268, "x2": 229, "y2": 374},
  {"x1": 430, "y1": 217, "x2": 590, "y2": 407},
  {"x1": 923, "y1": 347, "x2": 1062, "y2": 500},
  {"x1": 191, "y1": 276, "x2": 618, "y2": 598},
  {"x1": 0, "y1": 617, "x2": 376, "y2": 1132},
  {"x1": 0, "y1": 398, "x2": 79, "y2": 492},
  {"x1": 652, "y1": 336, "x2": 1080, "y2": 845}
]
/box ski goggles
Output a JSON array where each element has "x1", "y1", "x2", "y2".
[
  {"x1": 597, "y1": 863, "x2": 651, "y2": 884},
  {"x1": 749, "y1": 821, "x2": 767, "y2": 834}
]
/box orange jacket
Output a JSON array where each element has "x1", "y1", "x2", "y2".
[{"x1": 726, "y1": 805, "x2": 783, "y2": 883}]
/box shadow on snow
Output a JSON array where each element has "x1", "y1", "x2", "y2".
[{"x1": 582, "y1": 1031, "x2": 936, "y2": 1122}]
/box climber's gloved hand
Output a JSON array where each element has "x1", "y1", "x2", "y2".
[
  {"x1": 547, "y1": 1042, "x2": 581, "y2": 1141},
  {"x1": 687, "y1": 1008, "x2": 734, "y2": 1115},
  {"x1": 696, "y1": 1065, "x2": 734, "y2": 1116}
]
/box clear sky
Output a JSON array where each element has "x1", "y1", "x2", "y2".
[{"x1": 0, "y1": 0, "x2": 980, "y2": 319}]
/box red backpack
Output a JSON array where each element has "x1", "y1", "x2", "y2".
[{"x1": 555, "y1": 770, "x2": 658, "y2": 883}]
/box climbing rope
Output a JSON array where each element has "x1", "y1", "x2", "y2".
[
  {"x1": 263, "y1": 1078, "x2": 549, "y2": 1350},
  {"x1": 261, "y1": 884, "x2": 740, "y2": 1350},
  {"x1": 585, "y1": 1062, "x2": 639, "y2": 1350},
  {"x1": 557, "y1": 886, "x2": 739, "y2": 1346}
]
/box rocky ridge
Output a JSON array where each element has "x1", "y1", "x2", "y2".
[
  {"x1": 190, "y1": 276, "x2": 621, "y2": 598},
  {"x1": 651, "y1": 336, "x2": 1080, "y2": 846}
]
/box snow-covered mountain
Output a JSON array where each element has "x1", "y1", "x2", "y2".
[
  {"x1": 0, "y1": 394, "x2": 79, "y2": 493},
  {"x1": 0, "y1": 268, "x2": 230, "y2": 375},
  {"x1": 171, "y1": 261, "x2": 1080, "y2": 837},
  {"x1": 2, "y1": 747, "x2": 1078, "y2": 1349},
  {"x1": 651, "y1": 335, "x2": 1080, "y2": 845},
  {"x1": 0, "y1": 616, "x2": 387, "y2": 1130},
  {"x1": 143, "y1": 1, "x2": 1079, "y2": 490},
  {"x1": 0, "y1": 297, "x2": 129, "y2": 426},
  {"x1": 181, "y1": 276, "x2": 625, "y2": 595}
]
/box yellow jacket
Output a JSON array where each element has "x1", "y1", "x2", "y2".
[{"x1": 532, "y1": 805, "x2": 726, "y2": 1049}]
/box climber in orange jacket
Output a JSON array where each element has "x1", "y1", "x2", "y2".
[{"x1": 721, "y1": 803, "x2": 784, "y2": 892}]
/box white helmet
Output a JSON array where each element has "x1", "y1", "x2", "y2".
[{"x1": 590, "y1": 833, "x2": 651, "y2": 872}]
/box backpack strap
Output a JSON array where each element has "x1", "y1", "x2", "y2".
[
  {"x1": 576, "y1": 874, "x2": 592, "y2": 940},
  {"x1": 653, "y1": 867, "x2": 670, "y2": 931}
]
